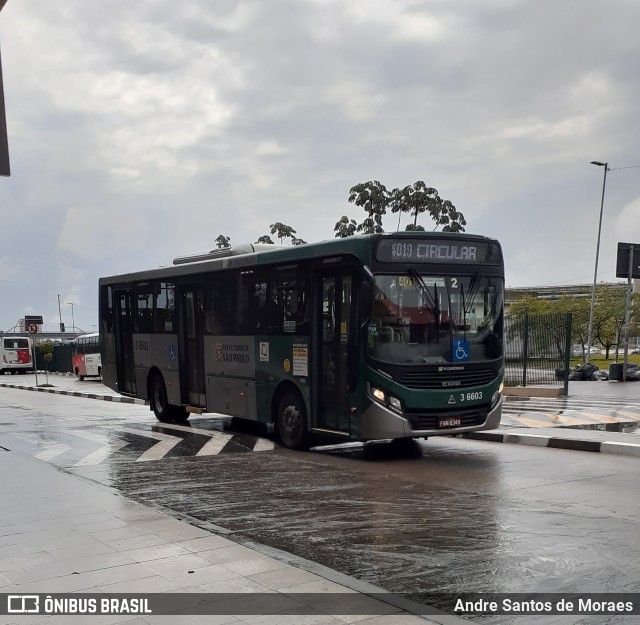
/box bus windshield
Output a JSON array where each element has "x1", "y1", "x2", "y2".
[{"x1": 368, "y1": 271, "x2": 503, "y2": 365}]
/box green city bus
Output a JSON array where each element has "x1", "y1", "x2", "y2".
[{"x1": 99, "y1": 231, "x2": 504, "y2": 449}]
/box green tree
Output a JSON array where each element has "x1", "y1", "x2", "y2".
[
  {"x1": 348, "y1": 181, "x2": 389, "y2": 234},
  {"x1": 39, "y1": 340, "x2": 54, "y2": 385},
  {"x1": 334, "y1": 216, "x2": 357, "y2": 238},
  {"x1": 291, "y1": 236, "x2": 307, "y2": 246},
  {"x1": 508, "y1": 295, "x2": 551, "y2": 316},
  {"x1": 214, "y1": 235, "x2": 230, "y2": 249},
  {"x1": 269, "y1": 222, "x2": 297, "y2": 244},
  {"x1": 555, "y1": 294, "x2": 590, "y2": 358},
  {"x1": 593, "y1": 285, "x2": 627, "y2": 358},
  {"x1": 255, "y1": 235, "x2": 274, "y2": 244},
  {"x1": 345, "y1": 180, "x2": 466, "y2": 235},
  {"x1": 393, "y1": 182, "x2": 466, "y2": 232}
]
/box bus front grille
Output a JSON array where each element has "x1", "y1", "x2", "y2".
[{"x1": 398, "y1": 367, "x2": 497, "y2": 389}]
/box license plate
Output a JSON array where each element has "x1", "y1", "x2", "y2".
[{"x1": 439, "y1": 416, "x2": 461, "y2": 428}]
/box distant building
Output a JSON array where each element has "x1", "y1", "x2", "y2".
[
  {"x1": 506, "y1": 281, "x2": 639, "y2": 349},
  {"x1": 506, "y1": 282, "x2": 630, "y2": 307}
]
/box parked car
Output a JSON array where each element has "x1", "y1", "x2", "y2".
[{"x1": 572, "y1": 345, "x2": 600, "y2": 356}]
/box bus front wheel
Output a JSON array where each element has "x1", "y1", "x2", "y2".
[{"x1": 276, "y1": 391, "x2": 310, "y2": 450}]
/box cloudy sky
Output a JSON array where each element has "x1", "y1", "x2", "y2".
[{"x1": 1, "y1": 0, "x2": 639, "y2": 333}]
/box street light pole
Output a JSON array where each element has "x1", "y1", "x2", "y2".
[
  {"x1": 57, "y1": 294, "x2": 64, "y2": 342},
  {"x1": 586, "y1": 161, "x2": 609, "y2": 364},
  {"x1": 67, "y1": 302, "x2": 75, "y2": 334}
]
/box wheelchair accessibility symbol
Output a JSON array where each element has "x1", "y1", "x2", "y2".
[{"x1": 453, "y1": 339, "x2": 470, "y2": 362}]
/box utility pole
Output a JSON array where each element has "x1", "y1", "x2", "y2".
[{"x1": 58, "y1": 294, "x2": 64, "y2": 341}]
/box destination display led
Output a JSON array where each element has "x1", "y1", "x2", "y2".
[{"x1": 376, "y1": 238, "x2": 501, "y2": 264}]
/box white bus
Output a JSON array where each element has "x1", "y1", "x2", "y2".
[
  {"x1": 0, "y1": 336, "x2": 34, "y2": 374},
  {"x1": 72, "y1": 333, "x2": 102, "y2": 380}
]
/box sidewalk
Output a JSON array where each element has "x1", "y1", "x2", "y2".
[
  {"x1": 0, "y1": 449, "x2": 465, "y2": 625},
  {"x1": 0, "y1": 372, "x2": 145, "y2": 405}
]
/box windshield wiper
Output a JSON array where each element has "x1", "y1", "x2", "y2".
[{"x1": 407, "y1": 267, "x2": 440, "y2": 325}]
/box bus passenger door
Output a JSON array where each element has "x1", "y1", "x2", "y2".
[
  {"x1": 315, "y1": 270, "x2": 353, "y2": 433},
  {"x1": 179, "y1": 286, "x2": 206, "y2": 407},
  {"x1": 114, "y1": 290, "x2": 136, "y2": 395}
]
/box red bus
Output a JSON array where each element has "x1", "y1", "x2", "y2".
[{"x1": 72, "y1": 333, "x2": 102, "y2": 380}]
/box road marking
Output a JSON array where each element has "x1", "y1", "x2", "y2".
[
  {"x1": 68, "y1": 429, "x2": 130, "y2": 466},
  {"x1": 579, "y1": 411, "x2": 632, "y2": 423},
  {"x1": 152, "y1": 422, "x2": 234, "y2": 456},
  {"x1": 511, "y1": 416, "x2": 558, "y2": 428},
  {"x1": 35, "y1": 445, "x2": 70, "y2": 461},
  {"x1": 152, "y1": 422, "x2": 275, "y2": 455},
  {"x1": 120, "y1": 427, "x2": 182, "y2": 462},
  {"x1": 252, "y1": 438, "x2": 276, "y2": 452},
  {"x1": 196, "y1": 433, "x2": 234, "y2": 456}
]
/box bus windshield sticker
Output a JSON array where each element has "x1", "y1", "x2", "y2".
[
  {"x1": 293, "y1": 345, "x2": 308, "y2": 376},
  {"x1": 452, "y1": 339, "x2": 470, "y2": 362},
  {"x1": 259, "y1": 342, "x2": 269, "y2": 362},
  {"x1": 283, "y1": 320, "x2": 296, "y2": 333},
  {"x1": 376, "y1": 239, "x2": 500, "y2": 264},
  {"x1": 283, "y1": 358, "x2": 291, "y2": 373}
]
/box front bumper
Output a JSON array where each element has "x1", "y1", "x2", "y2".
[{"x1": 360, "y1": 396, "x2": 503, "y2": 441}]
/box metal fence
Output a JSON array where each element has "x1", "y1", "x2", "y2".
[
  {"x1": 504, "y1": 312, "x2": 573, "y2": 393},
  {"x1": 35, "y1": 342, "x2": 73, "y2": 374}
]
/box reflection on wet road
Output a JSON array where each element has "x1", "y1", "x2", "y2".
[{"x1": 101, "y1": 435, "x2": 640, "y2": 609}]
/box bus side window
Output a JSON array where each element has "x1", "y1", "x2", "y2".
[
  {"x1": 205, "y1": 275, "x2": 235, "y2": 335},
  {"x1": 271, "y1": 266, "x2": 308, "y2": 333},
  {"x1": 238, "y1": 270, "x2": 269, "y2": 334},
  {"x1": 134, "y1": 283, "x2": 154, "y2": 333},
  {"x1": 155, "y1": 282, "x2": 175, "y2": 333},
  {"x1": 100, "y1": 286, "x2": 114, "y2": 333}
]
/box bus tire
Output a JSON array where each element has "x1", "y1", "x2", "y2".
[
  {"x1": 150, "y1": 374, "x2": 189, "y2": 423},
  {"x1": 150, "y1": 374, "x2": 173, "y2": 423},
  {"x1": 276, "y1": 390, "x2": 310, "y2": 450}
]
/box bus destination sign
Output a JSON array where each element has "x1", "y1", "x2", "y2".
[{"x1": 376, "y1": 239, "x2": 501, "y2": 264}]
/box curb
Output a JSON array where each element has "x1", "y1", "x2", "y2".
[
  {"x1": 466, "y1": 430, "x2": 640, "y2": 458},
  {"x1": 0, "y1": 382, "x2": 146, "y2": 405}
]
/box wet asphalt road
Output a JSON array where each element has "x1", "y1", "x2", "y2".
[{"x1": 1, "y1": 384, "x2": 639, "y2": 623}]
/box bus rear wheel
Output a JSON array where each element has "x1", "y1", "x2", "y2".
[
  {"x1": 150, "y1": 374, "x2": 188, "y2": 423},
  {"x1": 276, "y1": 391, "x2": 310, "y2": 450}
]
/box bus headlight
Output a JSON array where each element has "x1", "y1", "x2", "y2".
[{"x1": 369, "y1": 385, "x2": 403, "y2": 413}]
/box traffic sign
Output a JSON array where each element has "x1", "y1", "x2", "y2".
[
  {"x1": 27, "y1": 323, "x2": 37, "y2": 334},
  {"x1": 24, "y1": 315, "x2": 43, "y2": 324},
  {"x1": 616, "y1": 243, "x2": 640, "y2": 279}
]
